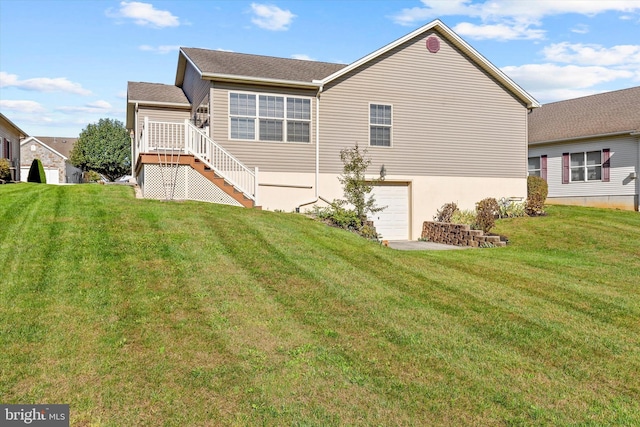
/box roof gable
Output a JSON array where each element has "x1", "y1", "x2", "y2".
[
  {"x1": 21, "y1": 136, "x2": 69, "y2": 160},
  {"x1": 126, "y1": 82, "x2": 191, "y2": 128},
  {"x1": 174, "y1": 20, "x2": 538, "y2": 108},
  {"x1": 529, "y1": 86, "x2": 640, "y2": 144}
]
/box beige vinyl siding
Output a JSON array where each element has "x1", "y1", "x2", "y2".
[
  {"x1": 136, "y1": 106, "x2": 190, "y2": 130},
  {"x1": 0, "y1": 116, "x2": 23, "y2": 180},
  {"x1": 211, "y1": 82, "x2": 317, "y2": 172},
  {"x1": 319, "y1": 29, "x2": 527, "y2": 177},
  {"x1": 183, "y1": 62, "x2": 210, "y2": 117},
  {"x1": 529, "y1": 135, "x2": 638, "y2": 198}
]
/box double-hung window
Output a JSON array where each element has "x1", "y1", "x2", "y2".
[
  {"x1": 370, "y1": 104, "x2": 392, "y2": 147},
  {"x1": 570, "y1": 151, "x2": 601, "y2": 182},
  {"x1": 528, "y1": 157, "x2": 541, "y2": 177},
  {"x1": 229, "y1": 92, "x2": 310, "y2": 143}
]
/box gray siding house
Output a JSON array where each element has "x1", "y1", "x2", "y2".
[
  {"x1": 528, "y1": 86, "x2": 640, "y2": 211},
  {"x1": 127, "y1": 19, "x2": 539, "y2": 240},
  {"x1": 0, "y1": 113, "x2": 28, "y2": 182}
]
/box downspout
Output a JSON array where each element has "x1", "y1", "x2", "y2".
[{"x1": 296, "y1": 85, "x2": 326, "y2": 212}]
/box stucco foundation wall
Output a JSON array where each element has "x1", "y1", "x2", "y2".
[
  {"x1": 256, "y1": 172, "x2": 527, "y2": 240},
  {"x1": 546, "y1": 195, "x2": 638, "y2": 211}
]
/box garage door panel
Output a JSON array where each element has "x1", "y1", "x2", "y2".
[{"x1": 369, "y1": 185, "x2": 409, "y2": 240}]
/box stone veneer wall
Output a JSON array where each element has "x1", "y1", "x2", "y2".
[
  {"x1": 421, "y1": 222, "x2": 507, "y2": 247},
  {"x1": 21, "y1": 142, "x2": 66, "y2": 183}
]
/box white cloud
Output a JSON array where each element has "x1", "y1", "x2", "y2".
[
  {"x1": 250, "y1": 3, "x2": 295, "y2": 31},
  {"x1": 57, "y1": 100, "x2": 115, "y2": 114},
  {"x1": 542, "y1": 42, "x2": 640, "y2": 66},
  {"x1": 453, "y1": 22, "x2": 544, "y2": 41},
  {"x1": 0, "y1": 72, "x2": 91, "y2": 96},
  {"x1": 116, "y1": 90, "x2": 128, "y2": 99},
  {"x1": 139, "y1": 44, "x2": 181, "y2": 54},
  {"x1": 571, "y1": 23, "x2": 589, "y2": 34},
  {"x1": 391, "y1": 0, "x2": 640, "y2": 40},
  {"x1": 502, "y1": 63, "x2": 634, "y2": 102},
  {"x1": 107, "y1": 1, "x2": 180, "y2": 28},
  {"x1": 291, "y1": 54, "x2": 315, "y2": 61},
  {"x1": 0, "y1": 100, "x2": 46, "y2": 113}
]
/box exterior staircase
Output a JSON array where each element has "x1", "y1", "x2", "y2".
[{"x1": 135, "y1": 119, "x2": 259, "y2": 208}]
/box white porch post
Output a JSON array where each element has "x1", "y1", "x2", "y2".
[
  {"x1": 184, "y1": 119, "x2": 190, "y2": 152},
  {"x1": 254, "y1": 166, "x2": 259, "y2": 206},
  {"x1": 143, "y1": 116, "x2": 149, "y2": 153}
]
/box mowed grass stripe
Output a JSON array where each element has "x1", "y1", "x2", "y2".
[{"x1": 1, "y1": 184, "x2": 639, "y2": 425}]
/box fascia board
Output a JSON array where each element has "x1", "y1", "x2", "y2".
[
  {"x1": 529, "y1": 130, "x2": 635, "y2": 146},
  {"x1": 20, "y1": 136, "x2": 68, "y2": 160},
  {"x1": 318, "y1": 19, "x2": 541, "y2": 109},
  {"x1": 201, "y1": 73, "x2": 322, "y2": 89},
  {"x1": 0, "y1": 113, "x2": 29, "y2": 138},
  {"x1": 127, "y1": 100, "x2": 191, "y2": 108}
]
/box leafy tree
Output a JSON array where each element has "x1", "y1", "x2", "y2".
[
  {"x1": 70, "y1": 118, "x2": 131, "y2": 182},
  {"x1": 27, "y1": 159, "x2": 46, "y2": 183},
  {"x1": 336, "y1": 143, "x2": 385, "y2": 227}
]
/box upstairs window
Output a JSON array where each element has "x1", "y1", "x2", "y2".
[
  {"x1": 370, "y1": 104, "x2": 392, "y2": 147},
  {"x1": 229, "y1": 92, "x2": 310, "y2": 143},
  {"x1": 528, "y1": 156, "x2": 541, "y2": 177}
]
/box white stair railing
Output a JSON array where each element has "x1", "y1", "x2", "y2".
[
  {"x1": 184, "y1": 121, "x2": 256, "y2": 202},
  {"x1": 139, "y1": 118, "x2": 257, "y2": 203}
]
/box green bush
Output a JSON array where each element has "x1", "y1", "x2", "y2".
[
  {"x1": 451, "y1": 209, "x2": 479, "y2": 229},
  {"x1": 526, "y1": 176, "x2": 548, "y2": 216},
  {"x1": 434, "y1": 202, "x2": 459, "y2": 222},
  {"x1": 0, "y1": 158, "x2": 11, "y2": 182},
  {"x1": 27, "y1": 159, "x2": 47, "y2": 183},
  {"x1": 475, "y1": 197, "x2": 499, "y2": 233}
]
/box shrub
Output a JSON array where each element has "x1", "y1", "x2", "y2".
[
  {"x1": 526, "y1": 175, "x2": 548, "y2": 216},
  {"x1": 497, "y1": 197, "x2": 527, "y2": 218},
  {"x1": 0, "y1": 158, "x2": 11, "y2": 182},
  {"x1": 451, "y1": 209, "x2": 479, "y2": 229},
  {"x1": 434, "y1": 202, "x2": 459, "y2": 222},
  {"x1": 475, "y1": 197, "x2": 499, "y2": 233},
  {"x1": 27, "y1": 159, "x2": 47, "y2": 183}
]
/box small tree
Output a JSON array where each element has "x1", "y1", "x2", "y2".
[
  {"x1": 70, "y1": 118, "x2": 131, "y2": 182},
  {"x1": 336, "y1": 143, "x2": 385, "y2": 227},
  {"x1": 475, "y1": 197, "x2": 499, "y2": 233},
  {"x1": 27, "y1": 159, "x2": 46, "y2": 183}
]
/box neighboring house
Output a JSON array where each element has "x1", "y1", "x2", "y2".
[
  {"x1": 127, "y1": 19, "x2": 539, "y2": 240},
  {"x1": 0, "y1": 112, "x2": 28, "y2": 182},
  {"x1": 528, "y1": 86, "x2": 640, "y2": 211},
  {"x1": 20, "y1": 136, "x2": 83, "y2": 184}
]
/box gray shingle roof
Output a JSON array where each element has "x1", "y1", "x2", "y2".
[
  {"x1": 181, "y1": 48, "x2": 347, "y2": 83},
  {"x1": 127, "y1": 81, "x2": 190, "y2": 105},
  {"x1": 529, "y1": 86, "x2": 640, "y2": 144},
  {"x1": 34, "y1": 136, "x2": 77, "y2": 158}
]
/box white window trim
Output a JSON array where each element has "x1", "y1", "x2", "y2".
[
  {"x1": 369, "y1": 102, "x2": 393, "y2": 148},
  {"x1": 569, "y1": 150, "x2": 602, "y2": 183},
  {"x1": 228, "y1": 90, "x2": 313, "y2": 144}
]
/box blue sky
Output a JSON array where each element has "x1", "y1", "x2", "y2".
[{"x1": 1, "y1": 0, "x2": 639, "y2": 137}]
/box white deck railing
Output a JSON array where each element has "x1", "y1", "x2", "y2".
[{"x1": 137, "y1": 117, "x2": 257, "y2": 202}]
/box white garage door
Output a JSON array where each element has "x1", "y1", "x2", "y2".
[
  {"x1": 19, "y1": 167, "x2": 59, "y2": 184},
  {"x1": 370, "y1": 184, "x2": 409, "y2": 240}
]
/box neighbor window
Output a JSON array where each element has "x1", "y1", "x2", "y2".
[
  {"x1": 571, "y1": 151, "x2": 601, "y2": 182},
  {"x1": 229, "y1": 92, "x2": 310, "y2": 143},
  {"x1": 528, "y1": 157, "x2": 541, "y2": 177},
  {"x1": 370, "y1": 104, "x2": 392, "y2": 147}
]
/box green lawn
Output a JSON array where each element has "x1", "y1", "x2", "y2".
[{"x1": 1, "y1": 183, "x2": 639, "y2": 426}]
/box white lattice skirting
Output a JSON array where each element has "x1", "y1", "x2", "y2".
[{"x1": 140, "y1": 164, "x2": 243, "y2": 207}]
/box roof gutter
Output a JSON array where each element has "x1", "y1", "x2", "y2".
[
  {"x1": 201, "y1": 73, "x2": 322, "y2": 90},
  {"x1": 530, "y1": 130, "x2": 637, "y2": 146}
]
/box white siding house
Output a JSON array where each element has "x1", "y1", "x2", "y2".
[{"x1": 528, "y1": 87, "x2": 640, "y2": 211}]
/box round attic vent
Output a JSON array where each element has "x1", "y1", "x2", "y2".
[{"x1": 426, "y1": 36, "x2": 440, "y2": 53}]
